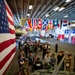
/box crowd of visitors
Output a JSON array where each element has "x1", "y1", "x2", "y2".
[{"x1": 17, "y1": 36, "x2": 72, "y2": 75}]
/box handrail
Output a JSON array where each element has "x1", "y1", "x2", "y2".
[
  {"x1": 31, "y1": 53, "x2": 67, "y2": 75},
  {"x1": 51, "y1": 54, "x2": 66, "y2": 75}
]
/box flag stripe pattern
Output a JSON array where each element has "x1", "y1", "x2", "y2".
[{"x1": 0, "y1": 0, "x2": 16, "y2": 75}]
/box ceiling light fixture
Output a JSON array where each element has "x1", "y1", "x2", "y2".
[
  {"x1": 59, "y1": 7, "x2": 65, "y2": 11},
  {"x1": 27, "y1": 13, "x2": 30, "y2": 16},
  {"x1": 65, "y1": 0, "x2": 71, "y2": 2},
  {"x1": 54, "y1": 7, "x2": 59, "y2": 11},
  {"x1": 29, "y1": 5, "x2": 33, "y2": 9},
  {"x1": 64, "y1": 15, "x2": 68, "y2": 18},
  {"x1": 45, "y1": 14, "x2": 49, "y2": 17}
]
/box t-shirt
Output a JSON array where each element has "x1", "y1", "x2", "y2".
[{"x1": 34, "y1": 61, "x2": 43, "y2": 70}]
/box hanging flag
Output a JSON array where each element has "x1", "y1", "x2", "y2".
[
  {"x1": 59, "y1": 20, "x2": 62, "y2": 29},
  {"x1": 38, "y1": 19, "x2": 42, "y2": 29},
  {"x1": 20, "y1": 19, "x2": 26, "y2": 26},
  {"x1": 27, "y1": 19, "x2": 32, "y2": 28},
  {"x1": 32, "y1": 19, "x2": 37, "y2": 29},
  {"x1": 32, "y1": 19, "x2": 38, "y2": 29},
  {"x1": 64, "y1": 29, "x2": 70, "y2": 34},
  {"x1": 25, "y1": 22, "x2": 30, "y2": 31},
  {"x1": 20, "y1": 21, "x2": 23, "y2": 26},
  {"x1": 32, "y1": 19, "x2": 34, "y2": 30},
  {"x1": 62, "y1": 20, "x2": 68, "y2": 26},
  {"x1": 53, "y1": 19, "x2": 58, "y2": 26},
  {"x1": 45, "y1": 26, "x2": 48, "y2": 31},
  {"x1": 34, "y1": 19, "x2": 37, "y2": 29},
  {"x1": 48, "y1": 19, "x2": 53, "y2": 29},
  {"x1": 58, "y1": 20, "x2": 61, "y2": 28},
  {"x1": 0, "y1": 0, "x2": 16, "y2": 75},
  {"x1": 35, "y1": 19, "x2": 38, "y2": 29},
  {"x1": 42, "y1": 19, "x2": 48, "y2": 30},
  {"x1": 68, "y1": 22, "x2": 70, "y2": 26},
  {"x1": 36, "y1": 19, "x2": 38, "y2": 26},
  {"x1": 24, "y1": 19, "x2": 28, "y2": 26}
]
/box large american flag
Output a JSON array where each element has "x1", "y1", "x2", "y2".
[{"x1": 0, "y1": 0, "x2": 16, "y2": 75}]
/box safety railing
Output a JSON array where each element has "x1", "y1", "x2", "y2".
[
  {"x1": 51, "y1": 54, "x2": 66, "y2": 75},
  {"x1": 31, "y1": 53, "x2": 71, "y2": 75}
]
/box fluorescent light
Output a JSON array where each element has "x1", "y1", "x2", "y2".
[
  {"x1": 54, "y1": 7, "x2": 59, "y2": 11},
  {"x1": 65, "y1": 0, "x2": 71, "y2": 2},
  {"x1": 45, "y1": 14, "x2": 49, "y2": 17},
  {"x1": 29, "y1": 5, "x2": 33, "y2": 9},
  {"x1": 27, "y1": 13, "x2": 30, "y2": 16},
  {"x1": 64, "y1": 15, "x2": 68, "y2": 18},
  {"x1": 59, "y1": 7, "x2": 65, "y2": 11}
]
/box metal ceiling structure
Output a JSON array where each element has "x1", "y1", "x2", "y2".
[{"x1": 6, "y1": 0, "x2": 75, "y2": 25}]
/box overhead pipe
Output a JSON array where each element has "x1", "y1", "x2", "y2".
[
  {"x1": 32, "y1": 0, "x2": 44, "y2": 18},
  {"x1": 30, "y1": 0, "x2": 37, "y2": 18},
  {"x1": 49, "y1": 1, "x2": 75, "y2": 19},
  {"x1": 21, "y1": 0, "x2": 24, "y2": 18},
  {"x1": 42, "y1": 0, "x2": 66, "y2": 19},
  {"x1": 14, "y1": 0, "x2": 20, "y2": 23},
  {"x1": 51, "y1": 2, "x2": 75, "y2": 16},
  {"x1": 50, "y1": 7, "x2": 75, "y2": 20},
  {"x1": 25, "y1": 0, "x2": 30, "y2": 18},
  {"x1": 35, "y1": 0, "x2": 52, "y2": 18},
  {"x1": 39, "y1": 0, "x2": 64, "y2": 18}
]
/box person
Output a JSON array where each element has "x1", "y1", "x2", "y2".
[
  {"x1": 55, "y1": 42, "x2": 58, "y2": 53},
  {"x1": 19, "y1": 40, "x2": 21, "y2": 50},
  {"x1": 48, "y1": 43, "x2": 51, "y2": 51},
  {"x1": 57, "y1": 51, "x2": 64, "y2": 71},
  {"x1": 23, "y1": 58, "x2": 30, "y2": 75},
  {"x1": 24, "y1": 44, "x2": 28, "y2": 58},
  {"x1": 28, "y1": 52, "x2": 34, "y2": 72},
  {"x1": 33, "y1": 54, "x2": 38, "y2": 64},
  {"x1": 44, "y1": 52, "x2": 51, "y2": 69},
  {"x1": 50, "y1": 54, "x2": 56, "y2": 69},
  {"x1": 34, "y1": 44, "x2": 37, "y2": 53},
  {"x1": 65, "y1": 54, "x2": 72, "y2": 71},
  {"x1": 42, "y1": 44, "x2": 47, "y2": 59},
  {"x1": 18, "y1": 55, "x2": 25, "y2": 75},
  {"x1": 44, "y1": 52, "x2": 51, "y2": 63},
  {"x1": 28, "y1": 52, "x2": 34, "y2": 66},
  {"x1": 34, "y1": 58, "x2": 43, "y2": 70}
]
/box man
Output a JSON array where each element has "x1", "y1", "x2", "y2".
[
  {"x1": 55, "y1": 42, "x2": 58, "y2": 53},
  {"x1": 34, "y1": 58, "x2": 43, "y2": 70},
  {"x1": 57, "y1": 51, "x2": 64, "y2": 71}
]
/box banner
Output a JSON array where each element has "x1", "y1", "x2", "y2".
[{"x1": 38, "y1": 19, "x2": 42, "y2": 29}]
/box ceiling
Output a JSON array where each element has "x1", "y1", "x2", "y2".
[{"x1": 6, "y1": 0, "x2": 75, "y2": 23}]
